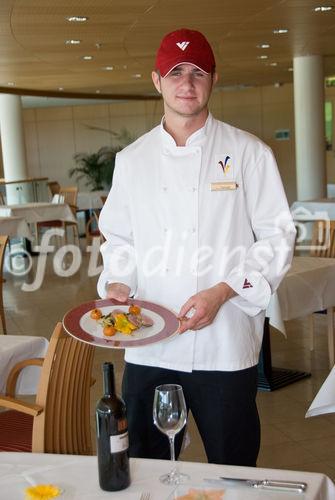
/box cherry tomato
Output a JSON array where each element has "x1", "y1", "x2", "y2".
[
  {"x1": 90, "y1": 308, "x2": 102, "y2": 320},
  {"x1": 129, "y1": 304, "x2": 141, "y2": 315},
  {"x1": 103, "y1": 325, "x2": 116, "y2": 336}
]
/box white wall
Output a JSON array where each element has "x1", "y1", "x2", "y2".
[{"x1": 1, "y1": 82, "x2": 334, "y2": 204}]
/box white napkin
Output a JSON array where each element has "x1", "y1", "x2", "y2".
[{"x1": 306, "y1": 367, "x2": 335, "y2": 417}]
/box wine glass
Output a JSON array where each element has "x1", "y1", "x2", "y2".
[{"x1": 153, "y1": 384, "x2": 189, "y2": 485}]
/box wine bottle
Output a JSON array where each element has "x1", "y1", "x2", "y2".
[{"x1": 96, "y1": 362, "x2": 131, "y2": 491}]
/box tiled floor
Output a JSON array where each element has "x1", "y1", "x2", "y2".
[{"x1": 3, "y1": 246, "x2": 335, "y2": 481}]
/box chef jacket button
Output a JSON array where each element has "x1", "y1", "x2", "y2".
[
  {"x1": 163, "y1": 227, "x2": 168, "y2": 232},
  {"x1": 192, "y1": 187, "x2": 197, "y2": 192},
  {"x1": 165, "y1": 268, "x2": 169, "y2": 273},
  {"x1": 192, "y1": 228, "x2": 196, "y2": 233},
  {"x1": 162, "y1": 186, "x2": 167, "y2": 192}
]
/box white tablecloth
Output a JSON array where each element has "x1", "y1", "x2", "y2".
[
  {"x1": 306, "y1": 363, "x2": 335, "y2": 417},
  {"x1": 291, "y1": 200, "x2": 335, "y2": 220},
  {"x1": 267, "y1": 256, "x2": 335, "y2": 334},
  {"x1": 327, "y1": 185, "x2": 335, "y2": 198},
  {"x1": 76, "y1": 191, "x2": 108, "y2": 211},
  {"x1": 0, "y1": 453, "x2": 334, "y2": 500},
  {"x1": 0, "y1": 336, "x2": 48, "y2": 394},
  {"x1": 0, "y1": 216, "x2": 33, "y2": 240},
  {"x1": 0, "y1": 203, "x2": 76, "y2": 224}
]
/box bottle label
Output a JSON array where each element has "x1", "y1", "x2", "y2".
[{"x1": 110, "y1": 431, "x2": 129, "y2": 454}]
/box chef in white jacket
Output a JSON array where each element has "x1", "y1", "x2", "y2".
[{"x1": 98, "y1": 28, "x2": 296, "y2": 466}]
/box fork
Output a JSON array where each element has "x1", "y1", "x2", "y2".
[{"x1": 140, "y1": 493, "x2": 150, "y2": 500}]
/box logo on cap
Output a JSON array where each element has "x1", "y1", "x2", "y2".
[{"x1": 176, "y1": 41, "x2": 190, "y2": 51}]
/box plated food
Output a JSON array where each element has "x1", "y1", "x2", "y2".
[
  {"x1": 90, "y1": 304, "x2": 154, "y2": 337},
  {"x1": 63, "y1": 298, "x2": 179, "y2": 349},
  {"x1": 175, "y1": 488, "x2": 224, "y2": 499}
]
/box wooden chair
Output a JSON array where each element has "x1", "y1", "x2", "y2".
[
  {"x1": 309, "y1": 220, "x2": 335, "y2": 352},
  {"x1": 0, "y1": 192, "x2": 6, "y2": 205},
  {"x1": 0, "y1": 236, "x2": 8, "y2": 334},
  {"x1": 47, "y1": 181, "x2": 61, "y2": 198},
  {"x1": 36, "y1": 186, "x2": 79, "y2": 245},
  {"x1": 0, "y1": 323, "x2": 95, "y2": 454},
  {"x1": 85, "y1": 195, "x2": 106, "y2": 247}
]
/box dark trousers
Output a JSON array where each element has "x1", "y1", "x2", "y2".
[{"x1": 122, "y1": 362, "x2": 260, "y2": 466}]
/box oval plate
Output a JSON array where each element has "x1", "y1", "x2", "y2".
[{"x1": 63, "y1": 298, "x2": 180, "y2": 349}]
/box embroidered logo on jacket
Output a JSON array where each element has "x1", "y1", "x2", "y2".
[
  {"x1": 176, "y1": 41, "x2": 190, "y2": 51},
  {"x1": 218, "y1": 156, "x2": 231, "y2": 174},
  {"x1": 242, "y1": 278, "x2": 253, "y2": 289}
]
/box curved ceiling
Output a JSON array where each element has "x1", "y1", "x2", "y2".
[{"x1": 0, "y1": 0, "x2": 335, "y2": 99}]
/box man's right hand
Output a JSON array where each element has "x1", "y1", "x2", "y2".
[{"x1": 106, "y1": 282, "x2": 130, "y2": 302}]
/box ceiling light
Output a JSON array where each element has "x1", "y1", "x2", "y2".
[
  {"x1": 96, "y1": 90, "x2": 100, "y2": 94},
  {"x1": 288, "y1": 67, "x2": 293, "y2": 72},
  {"x1": 132, "y1": 73, "x2": 142, "y2": 78},
  {"x1": 314, "y1": 6, "x2": 333, "y2": 11},
  {"x1": 273, "y1": 28, "x2": 288, "y2": 34},
  {"x1": 66, "y1": 16, "x2": 88, "y2": 22},
  {"x1": 123, "y1": 65, "x2": 128, "y2": 69},
  {"x1": 103, "y1": 66, "x2": 114, "y2": 71},
  {"x1": 65, "y1": 39, "x2": 81, "y2": 45},
  {"x1": 7, "y1": 82, "x2": 15, "y2": 86},
  {"x1": 270, "y1": 62, "x2": 278, "y2": 66},
  {"x1": 257, "y1": 43, "x2": 270, "y2": 49},
  {"x1": 82, "y1": 55, "x2": 93, "y2": 60},
  {"x1": 58, "y1": 87, "x2": 64, "y2": 91},
  {"x1": 257, "y1": 55, "x2": 268, "y2": 59}
]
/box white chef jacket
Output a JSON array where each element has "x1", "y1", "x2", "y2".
[{"x1": 98, "y1": 113, "x2": 296, "y2": 372}]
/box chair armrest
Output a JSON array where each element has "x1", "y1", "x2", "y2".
[
  {"x1": 0, "y1": 395, "x2": 43, "y2": 416},
  {"x1": 6, "y1": 358, "x2": 44, "y2": 397}
]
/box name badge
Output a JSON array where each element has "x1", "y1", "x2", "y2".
[{"x1": 210, "y1": 181, "x2": 238, "y2": 191}]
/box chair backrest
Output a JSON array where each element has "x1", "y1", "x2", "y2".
[
  {"x1": 0, "y1": 236, "x2": 8, "y2": 333},
  {"x1": 58, "y1": 186, "x2": 78, "y2": 207},
  {"x1": 310, "y1": 220, "x2": 335, "y2": 258},
  {"x1": 32, "y1": 322, "x2": 95, "y2": 454},
  {"x1": 0, "y1": 236, "x2": 8, "y2": 275},
  {"x1": 0, "y1": 192, "x2": 6, "y2": 205}
]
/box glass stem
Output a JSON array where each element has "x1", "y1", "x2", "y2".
[{"x1": 169, "y1": 435, "x2": 176, "y2": 475}]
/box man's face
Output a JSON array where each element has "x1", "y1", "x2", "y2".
[{"x1": 152, "y1": 64, "x2": 217, "y2": 119}]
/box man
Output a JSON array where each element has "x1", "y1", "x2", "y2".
[{"x1": 98, "y1": 28, "x2": 296, "y2": 466}]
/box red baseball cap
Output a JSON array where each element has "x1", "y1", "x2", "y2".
[{"x1": 155, "y1": 28, "x2": 216, "y2": 77}]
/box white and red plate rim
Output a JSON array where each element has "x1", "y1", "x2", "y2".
[{"x1": 62, "y1": 298, "x2": 180, "y2": 348}]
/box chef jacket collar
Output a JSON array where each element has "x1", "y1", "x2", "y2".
[{"x1": 160, "y1": 112, "x2": 213, "y2": 148}]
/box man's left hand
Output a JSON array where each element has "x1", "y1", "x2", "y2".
[{"x1": 177, "y1": 282, "x2": 236, "y2": 334}]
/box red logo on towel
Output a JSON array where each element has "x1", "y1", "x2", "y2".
[{"x1": 242, "y1": 278, "x2": 253, "y2": 289}]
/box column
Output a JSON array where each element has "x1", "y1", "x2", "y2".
[
  {"x1": 293, "y1": 55, "x2": 327, "y2": 201},
  {"x1": 0, "y1": 93, "x2": 30, "y2": 203}
]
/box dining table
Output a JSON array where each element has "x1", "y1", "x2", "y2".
[
  {"x1": 0, "y1": 216, "x2": 33, "y2": 240},
  {"x1": 0, "y1": 335, "x2": 48, "y2": 394},
  {"x1": 306, "y1": 362, "x2": 335, "y2": 418},
  {"x1": 76, "y1": 190, "x2": 108, "y2": 211},
  {"x1": 0, "y1": 452, "x2": 334, "y2": 499},
  {"x1": 0, "y1": 202, "x2": 76, "y2": 225},
  {"x1": 259, "y1": 256, "x2": 335, "y2": 390},
  {"x1": 291, "y1": 199, "x2": 335, "y2": 220}
]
